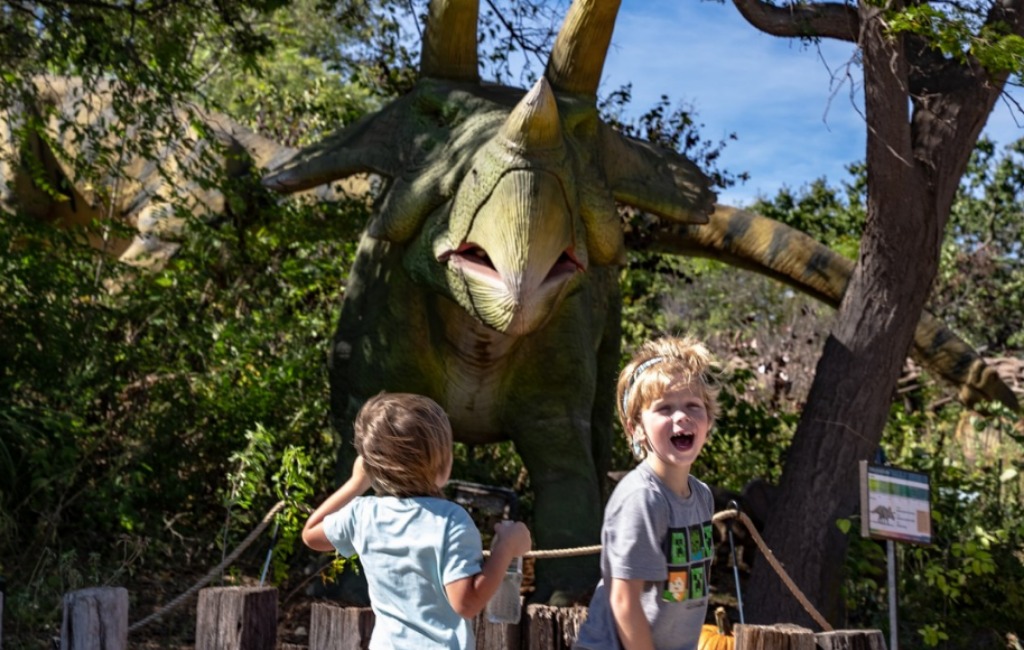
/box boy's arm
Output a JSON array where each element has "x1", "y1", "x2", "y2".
[
  {"x1": 445, "y1": 520, "x2": 532, "y2": 619},
  {"x1": 609, "y1": 578, "x2": 655, "y2": 650},
  {"x1": 302, "y1": 457, "x2": 371, "y2": 552}
]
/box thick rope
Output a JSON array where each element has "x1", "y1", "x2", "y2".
[
  {"x1": 714, "y1": 509, "x2": 833, "y2": 632},
  {"x1": 127, "y1": 503, "x2": 831, "y2": 634},
  {"x1": 127, "y1": 500, "x2": 286, "y2": 633},
  {"x1": 496, "y1": 508, "x2": 833, "y2": 632}
]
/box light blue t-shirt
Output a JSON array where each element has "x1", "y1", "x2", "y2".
[
  {"x1": 574, "y1": 463, "x2": 715, "y2": 650},
  {"x1": 324, "y1": 496, "x2": 484, "y2": 650}
]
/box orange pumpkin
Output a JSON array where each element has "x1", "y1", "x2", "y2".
[{"x1": 697, "y1": 607, "x2": 734, "y2": 650}]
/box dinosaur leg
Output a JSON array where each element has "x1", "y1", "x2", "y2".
[{"x1": 513, "y1": 420, "x2": 603, "y2": 605}]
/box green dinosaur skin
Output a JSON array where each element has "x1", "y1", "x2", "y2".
[
  {"x1": 331, "y1": 233, "x2": 621, "y2": 600},
  {"x1": 281, "y1": 78, "x2": 666, "y2": 601},
  {"x1": 635, "y1": 205, "x2": 1020, "y2": 411}
]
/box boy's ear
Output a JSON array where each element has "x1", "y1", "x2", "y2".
[{"x1": 628, "y1": 420, "x2": 643, "y2": 439}]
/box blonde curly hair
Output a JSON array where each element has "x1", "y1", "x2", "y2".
[{"x1": 616, "y1": 335, "x2": 720, "y2": 441}]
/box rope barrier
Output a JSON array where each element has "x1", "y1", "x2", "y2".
[
  {"x1": 491, "y1": 508, "x2": 833, "y2": 632},
  {"x1": 713, "y1": 509, "x2": 833, "y2": 632},
  {"x1": 128, "y1": 500, "x2": 286, "y2": 633},
  {"x1": 129, "y1": 502, "x2": 832, "y2": 634}
]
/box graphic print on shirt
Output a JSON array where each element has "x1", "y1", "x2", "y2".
[{"x1": 662, "y1": 523, "x2": 714, "y2": 602}]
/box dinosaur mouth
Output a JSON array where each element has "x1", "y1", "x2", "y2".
[{"x1": 440, "y1": 243, "x2": 584, "y2": 285}]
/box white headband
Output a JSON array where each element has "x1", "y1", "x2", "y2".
[{"x1": 621, "y1": 356, "x2": 665, "y2": 416}]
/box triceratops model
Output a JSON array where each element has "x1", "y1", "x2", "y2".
[
  {"x1": 260, "y1": 0, "x2": 1018, "y2": 600},
  {"x1": 2, "y1": 0, "x2": 1017, "y2": 604}
]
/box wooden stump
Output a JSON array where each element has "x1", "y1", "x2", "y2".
[
  {"x1": 60, "y1": 587, "x2": 128, "y2": 650},
  {"x1": 523, "y1": 604, "x2": 589, "y2": 650},
  {"x1": 195, "y1": 586, "x2": 277, "y2": 650},
  {"x1": 308, "y1": 603, "x2": 374, "y2": 650},
  {"x1": 473, "y1": 606, "x2": 521, "y2": 650},
  {"x1": 734, "y1": 625, "x2": 888, "y2": 650},
  {"x1": 815, "y1": 630, "x2": 887, "y2": 649},
  {"x1": 734, "y1": 623, "x2": 817, "y2": 650}
]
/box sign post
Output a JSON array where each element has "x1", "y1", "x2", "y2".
[{"x1": 859, "y1": 461, "x2": 933, "y2": 650}]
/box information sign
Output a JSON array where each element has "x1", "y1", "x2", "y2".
[{"x1": 859, "y1": 461, "x2": 932, "y2": 545}]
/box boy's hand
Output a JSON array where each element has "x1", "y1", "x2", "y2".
[
  {"x1": 351, "y1": 456, "x2": 370, "y2": 488},
  {"x1": 302, "y1": 456, "x2": 371, "y2": 553},
  {"x1": 446, "y1": 520, "x2": 533, "y2": 619},
  {"x1": 491, "y1": 520, "x2": 532, "y2": 558}
]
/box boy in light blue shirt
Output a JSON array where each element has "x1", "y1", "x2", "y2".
[{"x1": 303, "y1": 392, "x2": 532, "y2": 650}]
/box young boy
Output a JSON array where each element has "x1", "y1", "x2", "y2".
[
  {"x1": 575, "y1": 336, "x2": 719, "y2": 650},
  {"x1": 302, "y1": 392, "x2": 532, "y2": 649}
]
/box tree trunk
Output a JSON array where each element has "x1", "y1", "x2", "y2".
[
  {"x1": 733, "y1": 0, "x2": 1024, "y2": 630},
  {"x1": 744, "y1": 0, "x2": 939, "y2": 626}
]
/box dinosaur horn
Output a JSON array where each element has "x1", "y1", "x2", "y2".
[
  {"x1": 420, "y1": 0, "x2": 480, "y2": 81},
  {"x1": 545, "y1": 0, "x2": 622, "y2": 96},
  {"x1": 499, "y1": 78, "x2": 563, "y2": 153}
]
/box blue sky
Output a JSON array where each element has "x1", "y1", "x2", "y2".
[{"x1": 601, "y1": 0, "x2": 1024, "y2": 206}]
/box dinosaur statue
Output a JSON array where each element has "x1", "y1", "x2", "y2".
[
  {"x1": 260, "y1": 0, "x2": 1019, "y2": 600},
  {"x1": 0, "y1": 75, "x2": 363, "y2": 269},
  {"x1": 2, "y1": 0, "x2": 1017, "y2": 604}
]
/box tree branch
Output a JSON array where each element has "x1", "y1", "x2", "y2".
[{"x1": 732, "y1": 0, "x2": 860, "y2": 42}]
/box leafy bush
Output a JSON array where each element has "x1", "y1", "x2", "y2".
[{"x1": 0, "y1": 187, "x2": 365, "y2": 644}]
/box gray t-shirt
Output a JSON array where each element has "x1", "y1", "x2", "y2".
[{"x1": 575, "y1": 462, "x2": 715, "y2": 650}]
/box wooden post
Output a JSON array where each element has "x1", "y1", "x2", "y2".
[
  {"x1": 60, "y1": 587, "x2": 128, "y2": 650},
  {"x1": 734, "y1": 625, "x2": 888, "y2": 650},
  {"x1": 308, "y1": 603, "x2": 374, "y2": 650},
  {"x1": 816, "y1": 630, "x2": 888, "y2": 649},
  {"x1": 473, "y1": 608, "x2": 521, "y2": 650},
  {"x1": 195, "y1": 586, "x2": 277, "y2": 650},
  {"x1": 734, "y1": 623, "x2": 816, "y2": 650},
  {"x1": 523, "y1": 604, "x2": 588, "y2": 650}
]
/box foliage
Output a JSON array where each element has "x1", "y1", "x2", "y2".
[
  {"x1": 840, "y1": 401, "x2": 1024, "y2": 648},
  {"x1": 752, "y1": 144, "x2": 1024, "y2": 647},
  {"x1": 933, "y1": 138, "x2": 1024, "y2": 349},
  {"x1": 0, "y1": 0, "x2": 285, "y2": 93},
  {"x1": 886, "y1": 2, "x2": 1024, "y2": 77},
  {"x1": 0, "y1": 185, "x2": 365, "y2": 644}
]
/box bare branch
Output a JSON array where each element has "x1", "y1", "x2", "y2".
[{"x1": 731, "y1": 0, "x2": 859, "y2": 42}]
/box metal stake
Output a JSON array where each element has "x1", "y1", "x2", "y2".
[
  {"x1": 888, "y1": 539, "x2": 898, "y2": 650},
  {"x1": 726, "y1": 500, "x2": 745, "y2": 624}
]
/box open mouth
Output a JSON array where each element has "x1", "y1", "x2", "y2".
[
  {"x1": 442, "y1": 244, "x2": 500, "y2": 280},
  {"x1": 440, "y1": 243, "x2": 584, "y2": 284},
  {"x1": 670, "y1": 432, "x2": 695, "y2": 451}
]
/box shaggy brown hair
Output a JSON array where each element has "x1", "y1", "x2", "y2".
[{"x1": 354, "y1": 392, "x2": 453, "y2": 498}]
